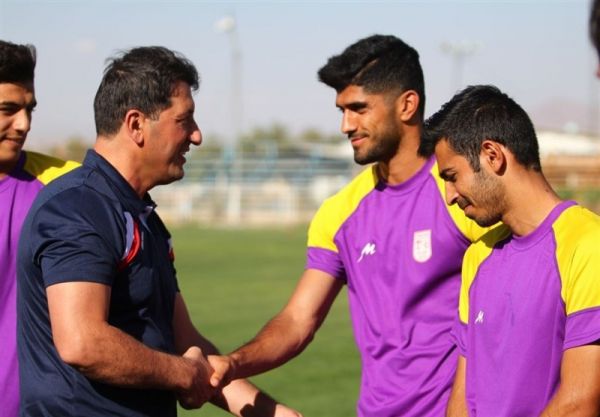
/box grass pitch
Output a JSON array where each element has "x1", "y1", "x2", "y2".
[{"x1": 172, "y1": 226, "x2": 360, "y2": 417}]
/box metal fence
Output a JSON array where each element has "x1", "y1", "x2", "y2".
[
  {"x1": 152, "y1": 150, "x2": 359, "y2": 226},
  {"x1": 151, "y1": 141, "x2": 600, "y2": 226}
]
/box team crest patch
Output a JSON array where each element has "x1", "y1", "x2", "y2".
[{"x1": 413, "y1": 229, "x2": 432, "y2": 263}]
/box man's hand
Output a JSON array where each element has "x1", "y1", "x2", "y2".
[
  {"x1": 208, "y1": 354, "x2": 236, "y2": 389},
  {"x1": 177, "y1": 346, "x2": 216, "y2": 409}
]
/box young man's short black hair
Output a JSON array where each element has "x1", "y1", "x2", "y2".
[
  {"x1": 317, "y1": 34, "x2": 426, "y2": 119},
  {"x1": 423, "y1": 85, "x2": 541, "y2": 172},
  {"x1": 0, "y1": 40, "x2": 36, "y2": 84}
]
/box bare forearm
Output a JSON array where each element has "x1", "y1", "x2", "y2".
[
  {"x1": 48, "y1": 283, "x2": 213, "y2": 409},
  {"x1": 446, "y1": 356, "x2": 468, "y2": 417},
  {"x1": 210, "y1": 379, "x2": 302, "y2": 417},
  {"x1": 61, "y1": 321, "x2": 193, "y2": 391},
  {"x1": 172, "y1": 293, "x2": 301, "y2": 415},
  {"x1": 446, "y1": 398, "x2": 469, "y2": 417},
  {"x1": 230, "y1": 313, "x2": 314, "y2": 379},
  {"x1": 540, "y1": 394, "x2": 600, "y2": 417},
  {"x1": 212, "y1": 379, "x2": 271, "y2": 416},
  {"x1": 173, "y1": 312, "x2": 300, "y2": 416},
  {"x1": 539, "y1": 345, "x2": 600, "y2": 417},
  {"x1": 446, "y1": 376, "x2": 468, "y2": 417}
]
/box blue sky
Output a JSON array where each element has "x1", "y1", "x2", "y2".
[{"x1": 0, "y1": 0, "x2": 596, "y2": 147}]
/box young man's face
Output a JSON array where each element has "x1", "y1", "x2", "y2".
[
  {"x1": 335, "y1": 84, "x2": 401, "y2": 165},
  {"x1": 435, "y1": 138, "x2": 505, "y2": 227},
  {"x1": 143, "y1": 80, "x2": 202, "y2": 186},
  {"x1": 0, "y1": 81, "x2": 35, "y2": 175}
]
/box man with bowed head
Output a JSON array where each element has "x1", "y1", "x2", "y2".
[
  {"x1": 17, "y1": 45, "x2": 300, "y2": 417},
  {"x1": 209, "y1": 34, "x2": 495, "y2": 416},
  {"x1": 0, "y1": 39, "x2": 78, "y2": 417},
  {"x1": 425, "y1": 85, "x2": 600, "y2": 417}
]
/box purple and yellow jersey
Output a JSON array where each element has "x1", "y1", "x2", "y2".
[
  {"x1": 456, "y1": 201, "x2": 600, "y2": 417},
  {"x1": 306, "y1": 156, "x2": 491, "y2": 417},
  {"x1": 0, "y1": 151, "x2": 78, "y2": 417}
]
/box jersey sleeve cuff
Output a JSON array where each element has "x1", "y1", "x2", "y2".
[
  {"x1": 305, "y1": 246, "x2": 346, "y2": 281},
  {"x1": 452, "y1": 316, "x2": 468, "y2": 356},
  {"x1": 564, "y1": 306, "x2": 600, "y2": 350}
]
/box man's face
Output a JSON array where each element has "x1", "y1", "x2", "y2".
[
  {"x1": 335, "y1": 85, "x2": 400, "y2": 165},
  {"x1": 144, "y1": 81, "x2": 202, "y2": 186},
  {"x1": 435, "y1": 139, "x2": 505, "y2": 227},
  {"x1": 0, "y1": 81, "x2": 36, "y2": 174}
]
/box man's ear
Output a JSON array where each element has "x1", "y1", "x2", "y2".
[
  {"x1": 480, "y1": 140, "x2": 506, "y2": 175},
  {"x1": 123, "y1": 109, "x2": 146, "y2": 146},
  {"x1": 396, "y1": 90, "x2": 420, "y2": 123}
]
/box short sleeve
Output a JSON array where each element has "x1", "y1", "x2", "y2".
[
  {"x1": 553, "y1": 206, "x2": 600, "y2": 349},
  {"x1": 28, "y1": 188, "x2": 124, "y2": 287},
  {"x1": 452, "y1": 315, "x2": 468, "y2": 356},
  {"x1": 306, "y1": 201, "x2": 345, "y2": 279},
  {"x1": 305, "y1": 167, "x2": 377, "y2": 280},
  {"x1": 306, "y1": 247, "x2": 345, "y2": 280}
]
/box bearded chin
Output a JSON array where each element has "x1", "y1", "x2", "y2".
[
  {"x1": 354, "y1": 150, "x2": 377, "y2": 165},
  {"x1": 472, "y1": 211, "x2": 502, "y2": 228},
  {"x1": 354, "y1": 136, "x2": 399, "y2": 165},
  {"x1": 474, "y1": 216, "x2": 497, "y2": 227}
]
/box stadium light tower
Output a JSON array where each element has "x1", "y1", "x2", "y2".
[
  {"x1": 215, "y1": 15, "x2": 243, "y2": 146},
  {"x1": 441, "y1": 40, "x2": 482, "y2": 92},
  {"x1": 215, "y1": 14, "x2": 243, "y2": 224}
]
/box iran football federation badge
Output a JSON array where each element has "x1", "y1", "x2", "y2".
[{"x1": 413, "y1": 229, "x2": 432, "y2": 263}]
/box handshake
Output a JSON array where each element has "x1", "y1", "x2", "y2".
[{"x1": 176, "y1": 347, "x2": 302, "y2": 417}]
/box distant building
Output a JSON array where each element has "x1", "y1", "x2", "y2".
[{"x1": 538, "y1": 130, "x2": 600, "y2": 190}]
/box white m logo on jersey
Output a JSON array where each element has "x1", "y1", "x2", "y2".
[
  {"x1": 358, "y1": 242, "x2": 376, "y2": 262},
  {"x1": 475, "y1": 310, "x2": 485, "y2": 324}
]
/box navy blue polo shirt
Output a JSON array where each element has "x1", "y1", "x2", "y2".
[{"x1": 17, "y1": 150, "x2": 180, "y2": 417}]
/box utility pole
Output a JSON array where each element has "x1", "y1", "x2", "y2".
[{"x1": 441, "y1": 40, "x2": 482, "y2": 93}]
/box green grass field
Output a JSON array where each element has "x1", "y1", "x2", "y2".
[{"x1": 171, "y1": 226, "x2": 360, "y2": 417}]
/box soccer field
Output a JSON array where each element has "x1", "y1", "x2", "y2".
[{"x1": 171, "y1": 226, "x2": 360, "y2": 417}]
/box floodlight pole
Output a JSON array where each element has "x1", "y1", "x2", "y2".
[
  {"x1": 441, "y1": 41, "x2": 481, "y2": 93},
  {"x1": 216, "y1": 15, "x2": 243, "y2": 224}
]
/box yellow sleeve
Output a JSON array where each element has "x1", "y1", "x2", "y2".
[
  {"x1": 307, "y1": 165, "x2": 378, "y2": 251},
  {"x1": 553, "y1": 206, "x2": 600, "y2": 315},
  {"x1": 459, "y1": 226, "x2": 511, "y2": 324},
  {"x1": 23, "y1": 151, "x2": 80, "y2": 185}
]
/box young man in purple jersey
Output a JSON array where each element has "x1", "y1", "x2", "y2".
[
  {"x1": 426, "y1": 85, "x2": 600, "y2": 417},
  {"x1": 208, "y1": 35, "x2": 494, "y2": 417},
  {"x1": 0, "y1": 40, "x2": 78, "y2": 417}
]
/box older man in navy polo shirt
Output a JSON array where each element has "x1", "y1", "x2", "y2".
[{"x1": 17, "y1": 46, "x2": 300, "y2": 417}]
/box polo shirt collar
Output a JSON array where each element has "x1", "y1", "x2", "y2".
[{"x1": 83, "y1": 149, "x2": 155, "y2": 217}]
